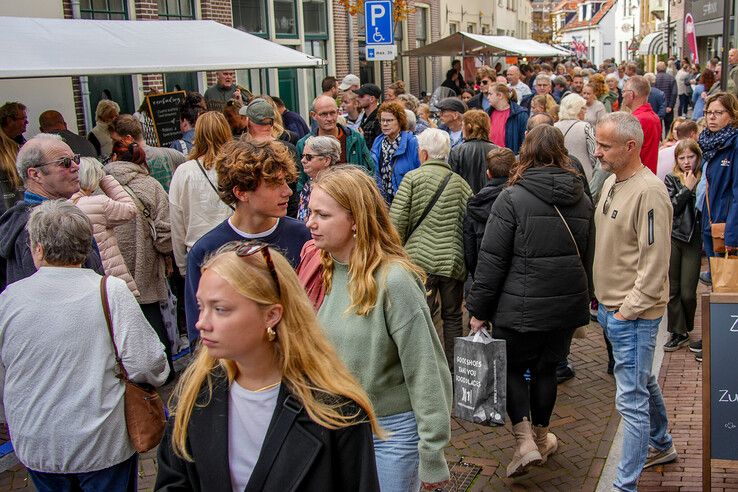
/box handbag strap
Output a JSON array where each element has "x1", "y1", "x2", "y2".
[
  {"x1": 553, "y1": 205, "x2": 580, "y2": 258},
  {"x1": 100, "y1": 275, "x2": 130, "y2": 381},
  {"x1": 196, "y1": 159, "x2": 235, "y2": 211},
  {"x1": 705, "y1": 178, "x2": 714, "y2": 224},
  {"x1": 245, "y1": 394, "x2": 303, "y2": 491},
  {"x1": 406, "y1": 172, "x2": 453, "y2": 242},
  {"x1": 121, "y1": 184, "x2": 158, "y2": 242}
]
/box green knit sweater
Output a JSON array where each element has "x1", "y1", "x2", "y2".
[
  {"x1": 390, "y1": 160, "x2": 472, "y2": 281},
  {"x1": 318, "y1": 259, "x2": 452, "y2": 484}
]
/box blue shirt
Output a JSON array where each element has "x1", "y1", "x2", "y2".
[{"x1": 184, "y1": 217, "x2": 311, "y2": 344}]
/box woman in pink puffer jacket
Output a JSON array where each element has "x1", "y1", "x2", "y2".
[{"x1": 71, "y1": 157, "x2": 139, "y2": 297}]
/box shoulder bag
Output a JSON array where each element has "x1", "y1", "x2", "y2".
[
  {"x1": 554, "y1": 205, "x2": 588, "y2": 339},
  {"x1": 404, "y1": 172, "x2": 453, "y2": 244},
  {"x1": 121, "y1": 183, "x2": 158, "y2": 242},
  {"x1": 100, "y1": 275, "x2": 166, "y2": 452},
  {"x1": 705, "y1": 180, "x2": 726, "y2": 253}
]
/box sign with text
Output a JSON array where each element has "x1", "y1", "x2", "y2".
[
  {"x1": 146, "y1": 91, "x2": 186, "y2": 147},
  {"x1": 364, "y1": 0, "x2": 394, "y2": 45},
  {"x1": 366, "y1": 45, "x2": 397, "y2": 61},
  {"x1": 702, "y1": 294, "x2": 738, "y2": 490}
]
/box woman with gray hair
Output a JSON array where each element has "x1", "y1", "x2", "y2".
[
  {"x1": 0, "y1": 199, "x2": 168, "y2": 490},
  {"x1": 71, "y1": 157, "x2": 139, "y2": 297},
  {"x1": 87, "y1": 99, "x2": 120, "y2": 160},
  {"x1": 297, "y1": 135, "x2": 341, "y2": 221},
  {"x1": 554, "y1": 93, "x2": 598, "y2": 181}
]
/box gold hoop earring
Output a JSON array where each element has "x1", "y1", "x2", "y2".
[{"x1": 267, "y1": 325, "x2": 276, "y2": 342}]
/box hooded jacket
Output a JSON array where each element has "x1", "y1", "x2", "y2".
[
  {"x1": 462, "y1": 177, "x2": 508, "y2": 277},
  {"x1": 105, "y1": 162, "x2": 172, "y2": 304},
  {"x1": 0, "y1": 197, "x2": 104, "y2": 291},
  {"x1": 466, "y1": 167, "x2": 594, "y2": 332},
  {"x1": 701, "y1": 131, "x2": 738, "y2": 247},
  {"x1": 485, "y1": 102, "x2": 529, "y2": 154}
]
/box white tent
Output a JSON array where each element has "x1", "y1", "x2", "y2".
[
  {"x1": 0, "y1": 17, "x2": 323, "y2": 79},
  {"x1": 403, "y1": 32, "x2": 571, "y2": 58}
]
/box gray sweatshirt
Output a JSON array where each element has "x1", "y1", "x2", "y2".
[{"x1": 0, "y1": 267, "x2": 169, "y2": 473}]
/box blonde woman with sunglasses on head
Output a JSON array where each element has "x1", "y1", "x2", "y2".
[{"x1": 156, "y1": 242, "x2": 381, "y2": 491}]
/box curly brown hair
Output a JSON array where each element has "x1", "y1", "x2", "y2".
[
  {"x1": 509, "y1": 125, "x2": 576, "y2": 186},
  {"x1": 377, "y1": 101, "x2": 409, "y2": 132},
  {"x1": 588, "y1": 73, "x2": 608, "y2": 98},
  {"x1": 462, "y1": 110, "x2": 491, "y2": 140},
  {"x1": 215, "y1": 139, "x2": 297, "y2": 205}
]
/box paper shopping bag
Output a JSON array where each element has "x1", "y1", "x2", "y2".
[
  {"x1": 453, "y1": 329, "x2": 506, "y2": 426},
  {"x1": 710, "y1": 255, "x2": 738, "y2": 293}
]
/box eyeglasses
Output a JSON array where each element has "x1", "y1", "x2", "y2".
[
  {"x1": 380, "y1": 118, "x2": 397, "y2": 124},
  {"x1": 302, "y1": 153, "x2": 325, "y2": 161},
  {"x1": 235, "y1": 242, "x2": 281, "y2": 297},
  {"x1": 602, "y1": 185, "x2": 616, "y2": 215},
  {"x1": 705, "y1": 110, "x2": 727, "y2": 118},
  {"x1": 316, "y1": 111, "x2": 338, "y2": 118},
  {"x1": 35, "y1": 154, "x2": 81, "y2": 169}
]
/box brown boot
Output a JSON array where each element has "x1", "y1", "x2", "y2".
[
  {"x1": 533, "y1": 425, "x2": 558, "y2": 464},
  {"x1": 506, "y1": 419, "x2": 543, "y2": 478}
]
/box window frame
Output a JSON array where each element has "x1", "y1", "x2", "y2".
[
  {"x1": 274, "y1": 0, "x2": 299, "y2": 39},
  {"x1": 80, "y1": 0, "x2": 128, "y2": 19},
  {"x1": 157, "y1": 0, "x2": 195, "y2": 20},
  {"x1": 231, "y1": 0, "x2": 270, "y2": 38},
  {"x1": 303, "y1": 0, "x2": 329, "y2": 40}
]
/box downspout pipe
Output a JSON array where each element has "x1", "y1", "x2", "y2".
[
  {"x1": 348, "y1": 11, "x2": 356, "y2": 74},
  {"x1": 71, "y1": 0, "x2": 93, "y2": 134}
]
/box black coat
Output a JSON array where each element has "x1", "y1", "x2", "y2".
[
  {"x1": 466, "y1": 167, "x2": 594, "y2": 333},
  {"x1": 448, "y1": 139, "x2": 498, "y2": 194},
  {"x1": 155, "y1": 371, "x2": 380, "y2": 492},
  {"x1": 463, "y1": 177, "x2": 508, "y2": 277},
  {"x1": 664, "y1": 173, "x2": 700, "y2": 243}
]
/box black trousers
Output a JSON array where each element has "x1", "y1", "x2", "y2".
[
  {"x1": 667, "y1": 234, "x2": 702, "y2": 335},
  {"x1": 425, "y1": 274, "x2": 464, "y2": 369},
  {"x1": 140, "y1": 302, "x2": 175, "y2": 382}
]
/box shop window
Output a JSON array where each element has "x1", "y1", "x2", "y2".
[{"x1": 232, "y1": 0, "x2": 268, "y2": 37}]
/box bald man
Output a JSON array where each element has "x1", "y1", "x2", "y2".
[
  {"x1": 294, "y1": 95, "x2": 374, "y2": 196},
  {"x1": 0, "y1": 133, "x2": 104, "y2": 290},
  {"x1": 38, "y1": 111, "x2": 96, "y2": 158}
]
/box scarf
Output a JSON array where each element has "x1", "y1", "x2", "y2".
[
  {"x1": 380, "y1": 134, "x2": 400, "y2": 203},
  {"x1": 297, "y1": 180, "x2": 312, "y2": 223},
  {"x1": 695, "y1": 126, "x2": 738, "y2": 213}
]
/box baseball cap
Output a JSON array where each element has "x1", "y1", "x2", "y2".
[
  {"x1": 339, "y1": 74, "x2": 361, "y2": 91},
  {"x1": 435, "y1": 97, "x2": 468, "y2": 114},
  {"x1": 239, "y1": 98, "x2": 275, "y2": 124},
  {"x1": 355, "y1": 83, "x2": 382, "y2": 99}
]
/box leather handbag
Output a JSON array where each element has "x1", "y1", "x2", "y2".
[
  {"x1": 100, "y1": 276, "x2": 167, "y2": 453},
  {"x1": 705, "y1": 181, "x2": 726, "y2": 253}
]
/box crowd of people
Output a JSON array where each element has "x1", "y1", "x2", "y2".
[{"x1": 0, "y1": 53, "x2": 736, "y2": 492}]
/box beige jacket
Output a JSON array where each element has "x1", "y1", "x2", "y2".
[
  {"x1": 593, "y1": 166, "x2": 672, "y2": 320},
  {"x1": 71, "y1": 176, "x2": 140, "y2": 297}
]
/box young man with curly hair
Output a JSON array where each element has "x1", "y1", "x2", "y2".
[{"x1": 183, "y1": 139, "x2": 311, "y2": 345}]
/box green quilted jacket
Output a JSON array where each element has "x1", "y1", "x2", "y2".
[{"x1": 390, "y1": 160, "x2": 472, "y2": 281}]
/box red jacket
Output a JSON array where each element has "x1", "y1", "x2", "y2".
[{"x1": 632, "y1": 103, "x2": 661, "y2": 174}]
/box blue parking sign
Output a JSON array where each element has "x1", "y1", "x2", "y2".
[{"x1": 365, "y1": 0, "x2": 394, "y2": 46}]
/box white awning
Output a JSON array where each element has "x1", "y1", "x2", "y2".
[
  {"x1": 403, "y1": 32, "x2": 572, "y2": 57},
  {"x1": 637, "y1": 31, "x2": 664, "y2": 56},
  {"x1": 0, "y1": 17, "x2": 323, "y2": 79}
]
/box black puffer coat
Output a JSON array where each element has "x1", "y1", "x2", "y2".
[
  {"x1": 463, "y1": 177, "x2": 508, "y2": 277},
  {"x1": 466, "y1": 167, "x2": 594, "y2": 333}
]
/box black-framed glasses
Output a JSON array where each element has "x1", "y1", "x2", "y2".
[
  {"x1": 235, "y1": 242, "x2": 281, "y2": 297},
  {"x1": 35, "y1": 154, "x2": 80, "y2": 169},
  {"x1": 602, "y1": 185, "x2": 616, "y2": 215}
]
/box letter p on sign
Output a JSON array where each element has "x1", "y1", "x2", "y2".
[{"x1": 370, "y1": 4, "x2": 385, "y2": 25}]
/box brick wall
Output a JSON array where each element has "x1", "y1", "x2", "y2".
[{"x1": 332, "y1": 4, "x2": 351, "y2": 77}]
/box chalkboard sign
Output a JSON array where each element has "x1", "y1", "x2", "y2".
[
  {"x1": 146, "y1": 91, "x2": 186, "y2": 147},
  {"x1": 702, "y1": 293, "x2": 738, "y2": 490}
]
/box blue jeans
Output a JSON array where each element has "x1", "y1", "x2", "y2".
[
  {"x1": 598, "y1": 305, "x2": 672, "y2": 492},
  {"x1": 28, "y1": 453, "x2": 138, "y2": 492},
  {"x1": 373, "y1": 411, "x2": 420, "y2": 492}
]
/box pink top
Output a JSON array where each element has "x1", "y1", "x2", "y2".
[{"x1": 489, "y1": 108, "x2": 510, "y2": 148}]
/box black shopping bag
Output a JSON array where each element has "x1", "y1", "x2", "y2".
[{"x1": 453, "y1": 329, "x2": 506, "y2": 426}]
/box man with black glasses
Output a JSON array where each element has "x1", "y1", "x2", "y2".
[
  {"x1": 0, "y1": 134, "x2": 103, "y2": 290},
  {"x1": 593, "y1": 112, "x2": 676, "y2": 492}
]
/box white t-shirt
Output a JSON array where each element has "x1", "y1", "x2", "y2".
[
  {"x1": 657, "y1": 145, "x2": 677, "y2": 182},
  {"x1": 449, "y1": 129, "x2": 463, "y2": 149},
  {"x1": 228, "y1": 217, "x2": 280, "y2": 238},
  {"x1": 228, "y1": 382, "x2": 281, "y2": 491},
  {"x1": 510, "y1": 81, "x2": 532, "y2": 99}
]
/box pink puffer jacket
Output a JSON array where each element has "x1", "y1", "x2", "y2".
[{"x1": 71, "y1": 175, "x2": 140, "y2": 297}]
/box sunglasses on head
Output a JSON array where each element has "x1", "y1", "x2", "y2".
[
  {"x1": 235, "y1": 242, "x2": 281, "y2": 297},
  {"x1": 35, "y1": 154, "x2": 81, "y2": 169}
]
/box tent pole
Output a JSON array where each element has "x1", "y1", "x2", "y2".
[{"x1": 461, "y1": 35, "x2": 465, "y2": 78}]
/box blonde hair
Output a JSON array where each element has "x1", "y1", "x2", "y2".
[
  {"x1": 672, "y1": 139, "x2": 702, "y2": 185},
  {"x1": 189, "y1": 112, "x2": 232, "y2": 168},
  {"x1": 170, "y1": 244, "x2": 383, "y2": 461},
  {"x1": 0, "y1": 128, "x2": 20, "y2": 189},
  {"x1": 313, "y1": 166, "x2": 424, "y2": 316},
  {"x1": 78, "y1": 157, "x2": 105, "y2": 194},
  {"x1": 95, "y1": 99, "x2": 120, "y2": 124}
]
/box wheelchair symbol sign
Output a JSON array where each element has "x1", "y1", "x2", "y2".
[{"x1": 365, "y1": 0, "x2": 394, "y2": 46}]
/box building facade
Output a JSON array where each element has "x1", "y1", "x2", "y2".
[{"x1": 557, "y1": 0, "x2": 616, "y2": 64}]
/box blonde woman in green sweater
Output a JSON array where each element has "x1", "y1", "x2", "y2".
[{"x1": 305, "y1": 165, "x2": 452, "y2": 491}]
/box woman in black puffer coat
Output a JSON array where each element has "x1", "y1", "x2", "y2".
[{"x1": 466, "y1": 125, "x2": 594, "y2": 479}]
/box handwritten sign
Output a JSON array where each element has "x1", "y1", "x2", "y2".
[{"x1": 146, "y1": 91, "x2": 186, "y2": 147}]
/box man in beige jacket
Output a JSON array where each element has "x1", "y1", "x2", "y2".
[{"x1": 593, "y1": 112, "x2": 676, "y2": 492}]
